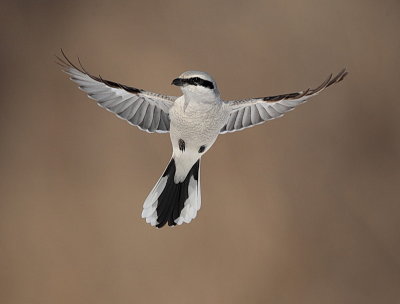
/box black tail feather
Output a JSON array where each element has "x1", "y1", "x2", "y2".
[{"x1": 156, "y1": 159, "x2": 200, "y2": 228}]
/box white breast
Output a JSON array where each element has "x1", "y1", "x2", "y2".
[
  {"x1": 170, "y1": 96, "x2": 228, "y2": 148},
  {"x1": 168, "y1": 96, "x2": 229, "y2": 182}
]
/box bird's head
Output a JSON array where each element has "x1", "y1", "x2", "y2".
[{"x1": 172, "y1": 71, "x2": 219, "y2": 101}]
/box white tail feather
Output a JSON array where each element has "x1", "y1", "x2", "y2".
[{"x1": 141, "y1": 159, "x2": 201, "y2": 228}]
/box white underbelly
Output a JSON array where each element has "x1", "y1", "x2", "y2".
[{"x1": 169, "y1": 98, "x2": 229, "y2": 182}]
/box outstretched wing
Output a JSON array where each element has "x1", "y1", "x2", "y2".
[
  {"x1": 220, "y1": 69, "x2": 348, "y2": 134},
  {"x1": 57, "y1": 50, "x2": 176, "y2": 133}
]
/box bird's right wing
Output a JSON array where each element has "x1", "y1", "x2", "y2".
[
  {"x1": 220, "y1": 69, "x2": 347, "y2": 133},
  {"x1": 57, "y1": 50, "x2": 177, "y2": 133}
]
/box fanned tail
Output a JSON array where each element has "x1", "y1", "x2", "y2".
[{"x1": 141, "y1": 158, "x2": 201, "y2": 228}]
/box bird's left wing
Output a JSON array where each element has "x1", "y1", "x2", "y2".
[
  {"x1": 220, "y1": 69, "x2": 347, "y2": 134},
  {"x1": 57, "y1": 50, "x2": 176, "y2": 133}
]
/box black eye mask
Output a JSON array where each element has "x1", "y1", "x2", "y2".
[{"x1": 172, "y1": 77, "x2": 214, "y2": 89}]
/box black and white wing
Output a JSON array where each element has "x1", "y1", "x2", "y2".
[
  {"x1": 57, "y1": 50, "x2": 176, "y2": 133},
  {"x1": 220, "y1": 69, "x2": 348, "y2": 134}
]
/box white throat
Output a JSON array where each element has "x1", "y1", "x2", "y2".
[{"x1": 181, "y1": 86, "x2": 220, "y2": 104}]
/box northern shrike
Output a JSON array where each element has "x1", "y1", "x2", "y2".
[{"x1": 57, "y1": 50, "x2": 347, "y2": 228}]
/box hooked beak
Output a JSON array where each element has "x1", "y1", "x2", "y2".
[{"x1": 171, "y1": 78, "x2": 185, "y2": 86}]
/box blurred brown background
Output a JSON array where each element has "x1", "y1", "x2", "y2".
[{"x1": 1, "y1": 0, "x2": 399, "y2": 303}]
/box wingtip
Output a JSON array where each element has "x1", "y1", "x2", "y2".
[
  {"x1": 297, "y1": 88, "x2": 311, "y2": 99},
  {"x1": 323, "y1": 68, "x2": 348, "y2": 89},
  {"x1": 54, "y1": 56, "x2": 66, "y2": 67},
  {"x1": 311, "y1": 73, "x2": 332, "y2": 93},
  {"x1": 77, "y1": 56, "x2": 89, "y2": 74},
  {"x1": 55, "y1": 49, "x2": 68, "y2": 68},
  {"x1": 338, "y1": 68, "x2": 349, "y2": 82},
  {"x1": 60, "y1": 48, "x2": 68, "y2": 60},
  {"x1": 57, "y1": 49, "x2": 86, "y2": 74}
]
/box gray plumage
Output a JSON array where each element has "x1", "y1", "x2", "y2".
[
  {"x1": 57, "y1": 50, "x2": 174, "y2": 133},
  {"x1": 58, "y1": 50, "x2": 347, "y2": 228}
]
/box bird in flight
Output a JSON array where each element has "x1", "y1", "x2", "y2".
[{"x1": 57, "y1": 50, "x2": 347, "y2": 228}]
